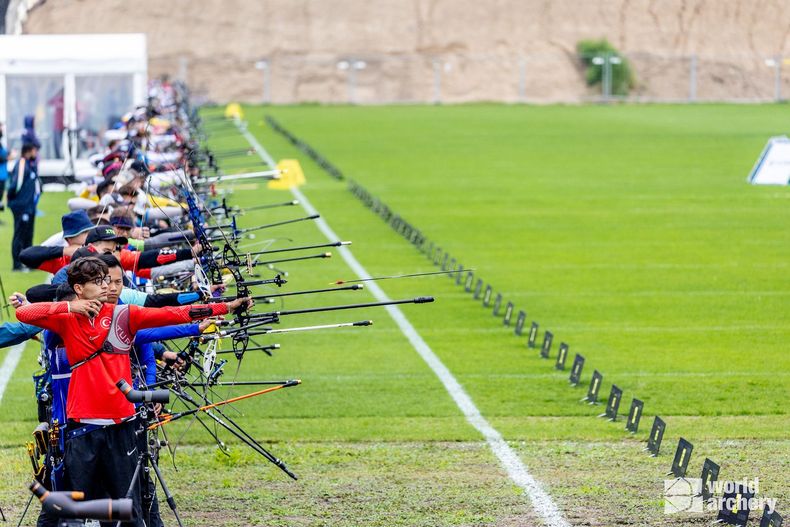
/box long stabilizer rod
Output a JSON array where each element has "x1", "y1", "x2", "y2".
[
  {"x1": 245, "y1": 296, "x2": 434, "y2": 321},
  {"x1": 238, "y1": 214, "x2": 320, "y2": 234},
  {"x1": 208, "y1": 283, "x2": 363, "y2": 302}
]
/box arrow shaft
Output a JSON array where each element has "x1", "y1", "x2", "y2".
[
  {"x1": 251, "y1": 321, "x2": 371, "y2": 335},
  {"x1": 239, "y1": 214, "x2": 319, "y2": 234},
  {"x1": 211, "y1": 284, "x2": 360, "y2": 302},
  {"x1": 150, "y1": 382, "x2": 299, "y2": 430},
  {"x1": 240, "y1": 200, "x2": 299, "y2": 213},
  {"x1": 198, "y1": 169, "x2": 280, "y2": 184},
  {"x1": 245, "y1": 240, "x2": 346, "y2": 256},
  {"x1": 335, "y1": 268, "x2": 468, "y2": 284}
]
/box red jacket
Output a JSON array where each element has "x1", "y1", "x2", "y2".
[{"x1": 17, "y1": 301, "x2": 228, "y2": 420}]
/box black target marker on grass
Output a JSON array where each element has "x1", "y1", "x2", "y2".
[
  {"x1": 569, "y1": 354, "x2": 584, "y2": 386},
  {"x1": 527, "y1": 322, "x2": 539, "y2": 348},
  {"x1": 668, "y1": 437, "x2": 693, "y2": 478},
  {"x1": 646, "y1": 416, "x2": 665, "y2": 457},
  {"x1": 599, "y1": 384, "x2": 622, "y2": 421},
  {"x1": 759, "y1": 505, "x2": 783, "y2": 527},
  {"x1": 555, "y1": 343, "x2": 569, "y2": 370},
  {"x1": 503, "y1": 302, "x2": 514, "y2": 325},
  {"x1": 625, "y1": 398, "x2": 643, "y2": 433},
  {"x1": 482, "y1": 285, "x2": 493, "y2": 306},
  {"x1": 514, "y1": 311, "x2": 526, "y2": 335},
  {"x1": 699, "y1": 458, "x2": 720, "y2": 503},
  {"x1": 492, "y1": 294, "x2": 502, "y2": 316},
  {"x1": 473, "y1": 279, "x2": 483, "y2": 300},
  {"x1": 464, "y1": 271, "x2": 474, "y2": 292},
  {"x1": 583, "y1": 370, "x2": 602, "y2": 404},
  {"x1": 717, "y1": 481, "x2": 755, "y2": 526},
  {"x1": 540, "y1": 331, "x2": 553, "y2": 358}
]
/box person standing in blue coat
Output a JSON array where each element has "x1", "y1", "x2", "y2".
[
  {"x1": 0, "y1": 123, "x2": 9, "y2": 212},
  {"x1": 7, "y1": 142, "x2": 41, "y2": 271}
]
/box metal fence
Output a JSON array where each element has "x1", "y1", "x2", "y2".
[{"x1": 161, "y1": 51, "x2": 790, "y2": 105}]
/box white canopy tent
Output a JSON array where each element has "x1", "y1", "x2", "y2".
[{"x1": 0, "y1": 33, "x2": 147, "y2": 177}]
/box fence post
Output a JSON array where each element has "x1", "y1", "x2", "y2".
[
  {"x1": 774, "y1": 54, "x2": 782, "y2": 102},
  {"x1": 432, "y1": 58, "x2": 443, "y2": 104},
  {"x1": 603, "y1": 52, "x2": 612, "y2": 102},
  {"x1": 255, "y1": 60, "x2": 270, "y2": 104},
  {"x1": 349, "y1": 66, "x2": 357, "y2": 104},
  {"x1": 178, "y1": 57, "x2": 189, "y2": 84},
  {"x1": 688, "y1": 54, "x2": 697, "y2": 102}
]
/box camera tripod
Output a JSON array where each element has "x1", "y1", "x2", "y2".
[{"x1": 118, "y1": 408, "x2": 183, "y2": 527}]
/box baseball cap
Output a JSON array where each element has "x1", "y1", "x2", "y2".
[{"x1": 86, "y1": 226, "x2": 128, "y2": 246}]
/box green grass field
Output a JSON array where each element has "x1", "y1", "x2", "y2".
[{"x1": 1, "y1": 103, "x2": 788, "y2": 526}]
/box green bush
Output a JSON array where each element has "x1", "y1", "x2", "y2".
[{"x1": 576, "y1": 39, "x2": 635, "y2": 96}]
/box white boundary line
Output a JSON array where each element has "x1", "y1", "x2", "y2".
[
  {"x1": 0, "y1": 342, "x2": 26, "y2": 406},
  {"x1": 239, "y1": 125, "x2": 570, "y2": 527}
]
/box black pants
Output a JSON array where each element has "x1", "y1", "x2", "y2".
[
  {"x1": 35, "y1": 505, "x2": 59, "y2": 527},
  {"x1": 65, "y1": 420, "x2": 145, "y2": 527},
  {"x1": 11, "y1": 207, "x2": 35, "y2": 269}
]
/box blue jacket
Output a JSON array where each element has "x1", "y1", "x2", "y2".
[
  {"x1": 21, "y1": 115, "x2": 41, "y2": 149},
  {"x1": 0, "y1": 143, "x2": 8, "y2": 183},
  {"x1": 0, "y1": 321, "x2": 42, "y2": 348},
  {"x1": 136, "y1": 323, "x2": 201, "y2": 345},
  {"x1": 45, "y1": 330, "x2": 69, "y2": 431},
  {"x1": 133, "y1": 323, "x2": 201, "y2": 387},
  {"x1": 6, "y1": 157, "x2": 40, "y2": 213}
]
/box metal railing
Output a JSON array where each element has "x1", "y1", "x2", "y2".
[{"x1": 157, "y1": 51, "x2": 790, "y2": 105}]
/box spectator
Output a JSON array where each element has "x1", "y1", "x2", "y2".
[
  {"x1": 7, "y1": 142, "x2": 41, "y2": 271},
  {"x1": 0, "y1": 123, "x2": 8, "y2": 212},
  {"x1": 21, "y1": 114, "x2": 42, "y2": 150}
]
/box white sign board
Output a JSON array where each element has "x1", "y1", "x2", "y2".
[{"x1": 748, "y1": 136, "x2": 790, "y2": 185}]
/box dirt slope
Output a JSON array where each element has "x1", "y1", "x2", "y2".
[{"x1": 21, "y1": 0, "x2": 790, "y2": 103}]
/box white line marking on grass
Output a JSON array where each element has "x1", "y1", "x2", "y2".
[
  {"x1": 0, "y1": 342, "x2": 25, "y2": 406},
  {"x1": 240, "y1": 123, "x2": 278, "y2": 168},
  {"x1": 240, "y1": 128, "x2": 571, "y2": 527}
]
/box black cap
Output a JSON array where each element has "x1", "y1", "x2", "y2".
[
  {"x1": 86, "y1": 226, "x2": 128, "y2": 246},
  {"x1": 71, "y1": 246, "x2": 98, "y2": 262}
]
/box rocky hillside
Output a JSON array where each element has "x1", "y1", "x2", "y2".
[{"x1": 21, "y1": 0, "x2": 790, "y2": 103}]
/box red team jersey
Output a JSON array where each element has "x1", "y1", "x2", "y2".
[{"x1": 17, "y1": 301, "x2": 228, "y2": 420}]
